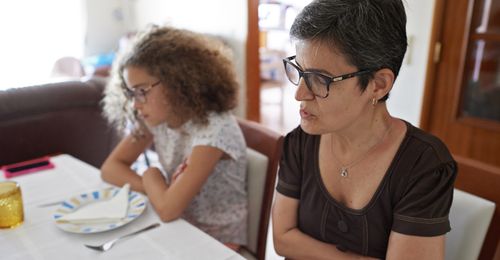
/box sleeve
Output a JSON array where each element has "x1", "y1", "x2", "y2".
[
  {"x1": 392, "y1": 150, "x2": 458, "y2": 237},
  {"x1": 192, "y1": 113, "x2": 244, "y2": 161},
  {"x1": 275, "y1": 127, "x2": 304, "y2": 199}
]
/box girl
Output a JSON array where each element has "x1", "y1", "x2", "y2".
[{"x1": 101, "y1": 26, "x2": 247, "y2": 250}]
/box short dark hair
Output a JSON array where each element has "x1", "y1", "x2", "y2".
[{"x1": 290, "y1": 0, "x2": 407, "y2": 101}]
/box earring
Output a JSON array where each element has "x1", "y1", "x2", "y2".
[{"x1": 372, "y1": 98, "x2": 378, "y2": 106}]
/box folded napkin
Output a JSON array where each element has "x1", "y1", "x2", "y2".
[{"x1": 58, "y1": 184, "x2": 130, "y2": 224}]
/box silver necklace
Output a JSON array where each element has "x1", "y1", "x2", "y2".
[{"x1": 330, "y1": 122, "x2": 393, "y2": 178}]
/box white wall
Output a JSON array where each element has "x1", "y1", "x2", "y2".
[
  {"x1": 387, "y1": 0, "x2": 436, "y2": 126},
  {"x1": 84, "y1": 0, "x2": 132, "y2": 56},
  {"x1": 0, "y1": 0, "x2": 86, "y2": 89},
  {"x1": 129, "y1": 0, "x2": 248, "y2": 117}
]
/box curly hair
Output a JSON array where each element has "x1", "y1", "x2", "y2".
[{"x1": 102, "y1": 26, "x2": 239, "y2": 134}]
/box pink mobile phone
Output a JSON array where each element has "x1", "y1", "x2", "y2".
[{"x1": 2, "y1": 156, "x2": 55, "y2": 178}]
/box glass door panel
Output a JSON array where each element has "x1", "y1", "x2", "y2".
[
  {"x1": 461, "y1": 39, "x2": 500, "y2": 122},
  {"x1": 471, "y1": 0, "x2": 500, "y2": 34}
]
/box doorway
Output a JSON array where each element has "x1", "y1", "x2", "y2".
[{"x1": 257, "y1": 0, "x2": 310, "y2": 134}]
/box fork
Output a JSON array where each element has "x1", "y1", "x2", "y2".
[{"x1": 84, "y1": 223, "x2": 160, "y2": 252}]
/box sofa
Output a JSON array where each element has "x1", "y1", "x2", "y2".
[{"x1": 0, "y1": 78, "x2": 119, "y2": 168}]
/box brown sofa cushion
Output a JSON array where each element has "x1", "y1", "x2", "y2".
[{"x1": 0, "y1": 78, "x2": 119, "y2": 168}]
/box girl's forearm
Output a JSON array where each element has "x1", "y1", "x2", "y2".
[
  {"x1": 101, "y1": 161, "x2": 145, "y2": 193},
  {"x1": 142, "y1": 169, "x2": 183, "y2": 222}
]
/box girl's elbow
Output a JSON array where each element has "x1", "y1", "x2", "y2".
[
  {"x1": 100, "y1": 164, "x2": 112, "y2": 181},
  {"x1": 100, "y1": 162, "x2": 119, "y2": 184},
  {"x1": 100, "y1": 159, "x2": 126, "y2": 183},
  {"x1": 158, "y1": 213, "x2": 179, "y2": 222},
  {"x1": 157, "y1": 206, "x2": 182, "y2": 222}
]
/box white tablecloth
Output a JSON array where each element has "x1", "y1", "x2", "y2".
[{"x1": 0, "y1": 154, "x2": 244, "y2": 260}]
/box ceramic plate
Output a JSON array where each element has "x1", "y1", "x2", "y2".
[{"x1": 52, "y1": 187, "x2": 147, "y2": 233}]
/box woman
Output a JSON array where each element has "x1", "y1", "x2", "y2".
[
  {"x1": 272, "y1": 0, "x2": 457, "y2": 259},
  {"x1": 101, "y1": 26, "x2": 247, "y2": 250}
]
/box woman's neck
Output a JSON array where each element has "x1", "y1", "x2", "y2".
[{"x1": 329, "y1": 104, "x2": 394, "y2": 157}]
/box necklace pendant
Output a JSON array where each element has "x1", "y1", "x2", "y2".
[{"x1": 340, "y1": 167, "x2": 348, "y2": 177}]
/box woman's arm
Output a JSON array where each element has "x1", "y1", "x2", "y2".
[
  {"x1": 273, "y1": 193, "x2": 379, "y2": 260},
  {"x1": 142, "y1": 145, "x2": 224, "y2": 222},
  {"x1": 100, "y1": 132, "x2": 153, "y2": 193},
  {"x1": 273, "y1": 193, "x2": 445, "y2": 260},
  {"x1": 386, "y1": 232, "x2": 444, "y2": 260}
]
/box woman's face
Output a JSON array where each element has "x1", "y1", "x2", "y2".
[
  {"x1": 294, "y1": 40, "x2": 374, "y2": 134},
  {"x1": 123, "y1": 66, "x2": 175, "y2": 127}
]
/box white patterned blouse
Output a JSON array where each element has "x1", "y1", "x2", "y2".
[{"x1": 148, "y1": 112, "x2": 248, "y2": 245}]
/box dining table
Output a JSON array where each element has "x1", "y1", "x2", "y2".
[{"x1": 0, "y1": 154, "x2": 245, "y2": 260}]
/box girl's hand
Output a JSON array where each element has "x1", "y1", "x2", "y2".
[{"x1": 172, "y1": 158, "x2": 188, "y2": 183}]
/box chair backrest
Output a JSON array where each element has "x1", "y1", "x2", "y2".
[
  {"x1": 445, "y1": 189, "x2": 496, "y2": 260},
  {"x1": 237, "y1": 119, "x2": 284, "y2": 260},
  {"x1": 246, "y1": 147, "x2": 269, "y2": 256},
  {"x1": 0, "y1": 79, "x2": 119, "y2": 168}
]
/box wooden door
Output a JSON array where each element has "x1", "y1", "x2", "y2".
[
  {"x1": 246, "y1": 0, "x2": 260, "y2": 122},
  {"x1": 421, "y1": 0, "x2": 500, "y2": 259}
]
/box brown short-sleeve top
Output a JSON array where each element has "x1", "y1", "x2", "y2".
[{"x1": 276, "y1": 121, "x2": 457, "y2": 258}]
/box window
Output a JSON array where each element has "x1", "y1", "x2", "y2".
[{"x1": 0, "y1": 1, "x2": 85, "y2": 90}]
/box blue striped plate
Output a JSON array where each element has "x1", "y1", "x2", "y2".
[{"x1": 52, "y1": 187, "x2": 147, "y2": 233}]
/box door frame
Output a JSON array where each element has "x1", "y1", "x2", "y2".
[
  {"x1": 420, "y1": 0, "x2": 445, "y2": 130},
  {"x1": 420, "y1": 0, "x2": 500, "y2": 259},
  {"x1": 246, "y1": 0, "x2": 260, "y2": 122}
]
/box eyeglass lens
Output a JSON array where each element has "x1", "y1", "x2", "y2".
[
  {"x1": 284, "y1": 62, "x2": 329, "y2": 98},
  {"x1": 124, "y1": 88, "x2": 147, "y2": 103},
  {"x1": 284, "y1": 62, "x2": 300, "y2": 85}
]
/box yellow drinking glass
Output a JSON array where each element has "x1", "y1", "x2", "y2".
[{"x1": 0, "y1": 181, "x2": 24, "y2": 228}]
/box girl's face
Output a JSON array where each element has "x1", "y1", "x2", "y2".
[
  {"x1": 294, "y1": 40, "x2": 374, "y2": 134},
  {"x1": 123, "y1": 66, "x2": 176, "y2": 127}
]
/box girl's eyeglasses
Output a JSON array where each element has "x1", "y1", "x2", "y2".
[{"x1": 123, "y1": 81, "x2": 161, "y2": 103}]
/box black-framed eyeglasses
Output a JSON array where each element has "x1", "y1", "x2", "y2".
[
  {"x1": 123, "y1": 80, "x2": 161, "y2": 103},
  {"x1": 283, "y1": 55, "x2": 374, "y2": 98}
]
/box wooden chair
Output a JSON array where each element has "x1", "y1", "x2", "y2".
[{"x1": 237, "y1": 119, "x2": 284, "y2": 260}]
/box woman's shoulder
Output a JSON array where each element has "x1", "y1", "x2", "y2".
[
  {"x1": 404, "y1": 121, "x2": 455, "y2": 164},
  {"x1": 389, "y1": 121, "x2": 457, "y2": 208},
  {"x1": 284, "y1": 125, "x2": 319, "y2": 147},
  {"x1": 394, "y1": 121, "x2": 457, "y2": 184},
  {"x1": 279, "y1": 126, "x2": 319, "y2": 165}
]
